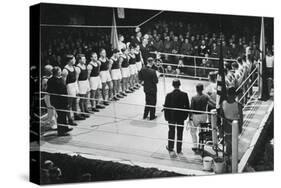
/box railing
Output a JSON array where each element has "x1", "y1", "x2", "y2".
[{"x1": 150, "y1": 51, "x2": 237, "y2": 80}]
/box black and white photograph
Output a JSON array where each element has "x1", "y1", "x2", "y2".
[{"x1": 29, "y1": 2, "x2": 274, "y2": 185}]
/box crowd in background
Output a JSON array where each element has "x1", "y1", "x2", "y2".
[{"x1": 41, "y1": 19, "x2": 274, "y2": 77}]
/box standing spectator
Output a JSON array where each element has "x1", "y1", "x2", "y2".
[
  {"x1": 205, "y1": 72, "x2": 217, "y2": 122},
  {"x1": 140, "y1": 39, "x2": 150, "y2": 66},
  {"x1": 222, "y1": 87, "x2": 242, "y2": 157},
  {"x1": 132, "y1": 31, "x2": 142, "y2": 46},
  {"x1": 47, "y1": 67, "x2": 73, "y2": 136},
  {"x1": 189, "y1": 84, "x2": 209, "y2": 153},
  {"x1": 266, "y1": 49, "x2": 274, "y2": 93},
  {"x1": 41, "y1": 65, "x2": 57, "y2": 130},
  {"x1": 139, "y1": 57, "x2": 159, "y2": 120},
  {"x1": 164, "y1": 79, "x2": 190, "y2": 156}
]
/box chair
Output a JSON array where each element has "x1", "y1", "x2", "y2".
[{"x1": 198, "y1": 122, "x2": 213, "y2": 157}]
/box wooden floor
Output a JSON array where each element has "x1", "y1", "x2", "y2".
[{"x1": 31, "y1": 77, "x2": 274, "y2": 175}]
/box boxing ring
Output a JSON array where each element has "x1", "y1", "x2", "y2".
[
  {"x1": 37, "y1": 77, "x2": 215, "y2": 175},
  {"x1": 35, "y1": 10, "x2": 274, "y2": 175}
]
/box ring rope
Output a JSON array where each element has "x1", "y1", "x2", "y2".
[
  {"x1": 235, "y1": 66, "x2": 258, "y2": 92},
  {"x1": 47, "y1": 122, "x2": 213, "y2": 146},
  {"x1": 40, "y1": 106, "x2": 214, "y2": 130},
  {"x1": 150, "y1": 51, "x2": 237, "y2": 62},
  {"x1": 137, "y1": 11, "x2": 165, "y2": 27},
  {"x1": 238, "y1": 77, "x2": 258, "y2": 103},
  {"x1": 158, "y1": 62, "x2": 219, "y2": 70},
  {"x1": 40, "y1": 92, "x2": 215, "y2": 115},
  {"x1": 159, "y1": 73, "x2": 209, "y2": 80},
  {"x1": 40, "y1": 24, "x2": 137, "y2": 28}
]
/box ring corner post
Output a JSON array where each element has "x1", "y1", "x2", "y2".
[
  {"x1": 211, "y1": 109, "x2": 218, "y2": 154},
  {"x1": 232, "y1": 120, "x2": 239, "y2": 173}
]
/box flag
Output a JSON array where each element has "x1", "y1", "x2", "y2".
[
  {"x1": 110, "y1": 9, "x2": 119, "y2": 50},
  {"x1": 259, "y1": 17, "x2": 269, "y2": 100},
  {"x1": 117, "y1": 8, "x2": 125, "y2": 19},
  {"x1": 216, "y1": 37, "x2": 227, "y2": 110},
  {"x1": 216, "y1": 35, "x2": 227, "y2": 145}
]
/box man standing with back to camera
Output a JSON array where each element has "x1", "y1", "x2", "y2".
[
  {"x1": 164, "y1": 79, "x2": 190, "y2": 157},
  {"x1": 47, "y1": 66, "x2": 73, "y2": 136},
  {"x1": 139, "y1": 57, "x2": 158, "y2": 120}
]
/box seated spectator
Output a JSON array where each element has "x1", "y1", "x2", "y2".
[
  {"x1": 163, "y1": 36, "x2": 172, "y2": 53},
  {"x1": 229, "y1": 43, "x2": 239, "y2": 59},
  {"x1": 41, "y1": 160, "x2": 63, "y2": 184},
  {"x1": 176, "y1": 59, "x2": 186, "y2": 74},
  {"x1": 171, "y1": 36, "x2": 180, "y2": 54},
  {"x1": 153, "y1": 35, "x2": 164, "y2": 52},
  {"x1": 210, "y1": 42, "x2": 219, "y2": 58},
  {"x1": 198, "y1": 40, "x2": 209, "y2": 56},
  {"x1": 180, "y1": 38, "x2": 193, "y2": 55},
  {"x1": 165, "y1": 65, "x2": 176, "y2": 75}
]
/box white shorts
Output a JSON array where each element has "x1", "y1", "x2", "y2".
[
  {"x1": 111, "y1": 69, "x2": 122, "y2": 80},
  {"x1": 129, "y1": 64, "x2": 137, "y2": 75},
  {"x1": 78, "y1": 80, "x2": 90, "y2": 94},
  {"x1": 192, "y1": 114, "x2": 208, "y2": 127},
  {"x1": 121, "y1": 67, "x2": 130, "y2": 78},
  {"x1": 136, "y1": 61, "x2": 142, "y2": 71},
  {"x1": 66, "y1": 82, "x2": 79, "y2": 97},
  {"x1": 90, "y1": 76, "x2": 102, "y2": 90},
  {"x1": 100, "y1": 70, "x2": 112, "y2": 83}
]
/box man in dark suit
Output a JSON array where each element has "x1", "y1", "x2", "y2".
[
  {"x1": 164, "y1": 79, "x2": 190, "y2": 156},
  {"x1": 47, "y1": 66, "x2": 73, "y2": 136},
  {"x1": 139, "y1": 57, "x2": 158, "y2": 120}
]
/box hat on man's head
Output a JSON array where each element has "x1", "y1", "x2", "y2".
[
  {"x1": 172, "y1": 79, "x2": 181, "y2": 88},
  {"x1": 147, "y1": 57, "x2": 154, "y2": 64},
  {"x1": 209, "y1": 71, "x2": 217, "y2": 80}
]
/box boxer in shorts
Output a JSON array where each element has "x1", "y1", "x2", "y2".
[
  {"x1": 62, "y1": 55, "x2": 84, "y2": 126},
  {"x1": 119, "y1": 48, "x2": 131, "y2": 95},
  {"x1": 76, "y1": 54, "x2": 90, "y2": 118},
  {"x1": 135, "y1": 44, "x2": 143, "y2": 88},
  {"x1": 99, "y1": 49, "x2": 113, "y2": 104},
  {"x1": 128, "y1": 45, "x2": 138, "y2": 91},
  {"x1": 87, "y1": 52, "x2": 105, "y2": 112},
  {"x1": 110, "y1": 49, "x2": 123, "y2": 101}
]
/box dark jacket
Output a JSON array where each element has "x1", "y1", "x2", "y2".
[
  {"x1": 139, "y1": 66, "x2": 158, "y2": 93},
  {"x1": 47, "y1": 76, "x2": 68, "y2": 108},
  {"x1": 164, "y1": 89, "x2": 190, "y2": 122}
]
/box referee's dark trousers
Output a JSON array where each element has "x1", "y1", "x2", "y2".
[
  {"x1": 139, "y1": 64, "x2": 158, "y2": 120},
  {"x1": 144, "y1": 91, "x2": 157, "y2": 119},
  {"x1": 164, "y1": 89, "x2": 190, "y2": 153}
]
